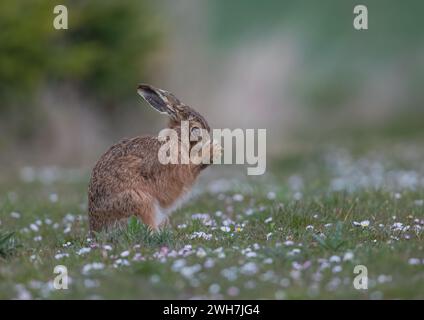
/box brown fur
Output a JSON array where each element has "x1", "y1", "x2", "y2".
[{"x1": 88, "y1": 84, "x2": 220, "y2": 233}]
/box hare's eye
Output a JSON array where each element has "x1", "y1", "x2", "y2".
[{"x1": 191, "y1": 127, "x2": 201, "y2": 136}]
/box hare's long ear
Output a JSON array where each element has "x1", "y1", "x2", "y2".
[{"x1": 137, "y1": 84, "x2": 179, "y2": 119}]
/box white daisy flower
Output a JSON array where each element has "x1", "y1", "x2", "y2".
[
  {"x1": 240, "y1": 262, "x2": 258, "y2": 275},
  {"x1": 267, "y1": 192, "x2": 276, "y2": 200},
  {"x1": 77, "y1": 247, "x2": 91, "y2": 255},
  {"x1": 360, "y1": 220, "x2": 370, "y2": 227},
  {"x1": 120, "y1": 250, "x2": 130, "y2": 258},
  {"x1": 10, "y1": 212, "x2": 21, "y2": 219}
]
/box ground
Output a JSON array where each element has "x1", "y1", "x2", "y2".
[{"x1": 0, "y1": 141, "x2": 423, "y2": 299}]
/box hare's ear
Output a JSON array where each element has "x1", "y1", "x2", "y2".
[{"x1": 137, "y1": 84, "x2": 178, "y2": 119}]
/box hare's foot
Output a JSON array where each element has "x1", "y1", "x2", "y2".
[
  {"x1": 192, "y1": 139, "x2": 222, "y2": 167},
  {"x1": 210, "y1": 139, "x2": 223, "y2": 163}
]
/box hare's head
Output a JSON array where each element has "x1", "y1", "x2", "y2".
[{"x1": 137, "y1": 84, "x2": 210, "y2": 139}]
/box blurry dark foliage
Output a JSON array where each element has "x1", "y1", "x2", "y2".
[{"x1": 0, "y1": 0, "x2": 159, "y2": 122}]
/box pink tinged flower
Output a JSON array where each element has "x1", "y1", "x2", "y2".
[
  {"x1": 227, "y1": 286, "x2": 240, "y2": 296},
  {"x1": 90, "y1": 242, "x2": 100, "y2": 249}
]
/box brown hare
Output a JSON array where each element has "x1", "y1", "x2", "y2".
[{"x1": 88, "y1": 84, "x2": 221, "y2": 233}]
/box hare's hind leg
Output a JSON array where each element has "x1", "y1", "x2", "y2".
[{"x1": 89, "y1": 190, "x2": 157, "y2": 232}]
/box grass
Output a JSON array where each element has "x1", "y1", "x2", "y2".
[
  {"x1": 0, "y1": 144, "x2": 423, "y2": 299},
  {"x1": 0, "y1": 231, "x2": 19, "y2": 258}
]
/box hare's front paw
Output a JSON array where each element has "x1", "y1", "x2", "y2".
[{"x1": 210, "y1": 139, "x2": 223, "y2": 163}]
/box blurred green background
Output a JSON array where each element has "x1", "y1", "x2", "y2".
[{"x1": 0, "y1": 0, "x2": 423, "y2": 167}]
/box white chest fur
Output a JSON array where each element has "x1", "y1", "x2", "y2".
[{"x1": 153, "y1": 191, "x2": 192, "y2": 227}]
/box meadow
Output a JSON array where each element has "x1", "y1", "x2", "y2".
[
  {"x1": 0, "y1": 140, "x2": 423, "y2": 300},
  {"x1": 1, "y1": 0, "x2": 424, "y2": 301}
]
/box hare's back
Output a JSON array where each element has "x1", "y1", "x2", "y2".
[{"x1": 90, "y1": 136, "x2": 161, "y2": 191}]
